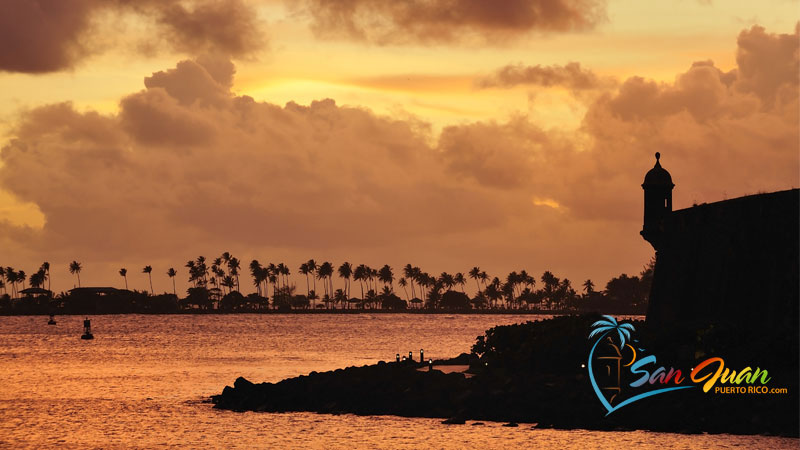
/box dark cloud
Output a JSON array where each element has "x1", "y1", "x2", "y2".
[
  {"x1": 477, "y1": 62, "x2": 614, "y2": 91},
  {"x1": 153, "y1": 1, "x2": 265, "y2": 57},
  {"x1": 303, "y1": 0, "x2": 608, "y2": 45},
  {"x1": 0, "y1": 0, "x2": 95, "y2": 73},
  {"x1": 0, "y1": 0, "x2": 265, "y2": 73}
]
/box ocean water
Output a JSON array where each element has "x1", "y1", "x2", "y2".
[{"x1": 0, "y1": 314, "x2": 795, "y2": 449}]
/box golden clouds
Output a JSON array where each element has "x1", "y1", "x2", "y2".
[{"x1": 0, "y1": 16, "x2": 797, "y2": 290}]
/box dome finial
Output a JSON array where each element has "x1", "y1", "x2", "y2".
[{"x1": 655, "y1": 152, "x2": 660, "y2": 162}]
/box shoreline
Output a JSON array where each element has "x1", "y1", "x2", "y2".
[{"x1": 0, "y1": 309, "x2": 645, "y2": 316}]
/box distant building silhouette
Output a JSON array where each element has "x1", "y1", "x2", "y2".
[{"x1": 641, "y1": 154, "x2": 799, "y2": 330}]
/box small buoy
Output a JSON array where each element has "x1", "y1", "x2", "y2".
[
  {"x1": 47, "y1": 314, "x2": 56, "y2": 325},
  {"x1": 81, "y1": 318, "x2": 94, "y2": 340}
]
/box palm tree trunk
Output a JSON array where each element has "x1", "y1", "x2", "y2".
[
  {"x1": 172, "y1": 278, "x2": 176, "y2": 295},
  {"x1": 148, "y1": 274, "x2": 153, "y2": 295}
]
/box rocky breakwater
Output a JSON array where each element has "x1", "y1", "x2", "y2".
[{"x1": 212, "y1": 315, "x2": 798, "y2": 436}]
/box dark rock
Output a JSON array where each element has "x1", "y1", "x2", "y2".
[{"x1": 442, "y1": 417, "x2": 466, "y2": 425}]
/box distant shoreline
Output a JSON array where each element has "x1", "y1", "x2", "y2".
[{"x1": 0, "y1": 309, "x2": 644, "y2": 316}]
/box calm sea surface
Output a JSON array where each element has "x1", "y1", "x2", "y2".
[{"x1": 0, "y1": 314, "x2": 795, "y2": 449}]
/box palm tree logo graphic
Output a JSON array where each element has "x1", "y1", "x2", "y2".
[
  {"x1": 588, "y1": 316, "x2": 634, "y2": 405},
  {"x1": 587, "y1": 315, "x2": 693, "y2": 415}
]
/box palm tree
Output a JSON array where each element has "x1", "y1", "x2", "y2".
[
  {"x1": 29, "y1": 271, "x2": 44, "y2": 289},
  {"x1": 487, "y1": 277, "x2": 502, "y2": 308},
  {"x1": 299, "y1": 263, "x2": 310, "y2": 296},
  {"x1": 17, "y1": 270, "x2": 26, "y2": 290},
  {"x1": 398, "y1": 277, "x2": 410, "y2": 301},
  {"x1": 221, "y1": 275, "x2": 235, "y2": 294},
  {"x1": 306, "y1": 259, "x2": 318, "y2": 297},
  {"x1": 337, "y1": 262, "x2": 353, "y2": 300},
  {"x1": 279, "y1": 263, "x2": 290, "y2": 288},
  {"x1": 40, "y1": 262, "x2": 51, "y2": 292},
  {"x1": 185, "y1": 260, "x2": 197, "y2": 287},
  {"x1": 221, "y1": 252, "x2": 232, "y2": 272},
  {"x1": 454, "y1": 272, "x2": 466, "y2": 292},
  {"x1": 250, "y1": 260, "x2": 264, "y2": 296},
  {"x1": 583, "y1": 279, "x2": 595, "y2": 295},
  {"x1": 269, "y1": 272, "x2": 279, "y2": 300},
  {"x1": 439, "y1": 272, "x2": 455, "y2": 291},
  {"x1": 378, "y1": 264, "x2": 394, "y2": 289},
  {"x1": 143, "y1": 265, "x2": 153, "y2": 295},
  {"x1": 318, "y1": 262, "x2": 334, "y2": 305},
  {"x1": 69, "y1": 261, "x2": 82, "y2": 288},
  {"x1": 228, "y1": 257, "x2": 241, "y2": 292},
  {"x1": 119, "y1": 268, "x2": 128, "y2": 289},
  {"x1": 368, "y1": 267, "x2": 378, "y2": 292},
  {"x1": 353, "y1": 264, "x2": 367, "y2": 300},
  {"x1": 479, "y1": 271, "x2": 489, "y2": 291},
  {"x1": 267, "y1": 263, "x2": 278, "y2": 293},
  {"x1": 195, "y1": 256, "x2": 209, "y2": 286},
  {"x1": 167, "y1": 268, "x2": 177, "y2": 295},
  {"x1": 403, "y1": 264, "x2": 416, "y2": 299},
  {"x1": 5, "y1": 267, "x2": 17, "y2": 297},
  {"x1": 469, "y1": 267, "x2": 481, "y2": 294},
  {"x1": 333, "y1": 289, "x2": 347, "y2": 309}
]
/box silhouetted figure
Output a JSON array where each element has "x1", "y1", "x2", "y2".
[
  {"x1": 81, "y1": 317, "x2": 93, "y2": 340},
  {"x1": 47, "y1": 314, "x2": 56, "y2": 325}
]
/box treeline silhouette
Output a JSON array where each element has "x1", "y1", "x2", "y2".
[{"x1": 0, "y1": 255, "x2": 653, "y2": 315}]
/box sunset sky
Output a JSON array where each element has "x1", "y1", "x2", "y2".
[{"x1": 1, "y1": 0, "x2": 798, "y2": 294}]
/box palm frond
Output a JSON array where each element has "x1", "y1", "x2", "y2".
[
  {"x1": 601, "y1": 315, "x2": 618, "y2": 325},
  {"x1": 617, "y1": 329, "x2": 628, "y2": 348},
  {"x1": 591, "y1": 319, "x2": 616, "y2": 328},
  {"x1": 589, "y1": 326, "x2": 615, "y2": 340}
]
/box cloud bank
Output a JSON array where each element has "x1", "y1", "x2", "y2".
[{"x1": 0, "y1": 25, "x2": 797, "y2": 291}]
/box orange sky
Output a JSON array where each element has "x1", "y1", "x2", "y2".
[{"x1": 0, "y1": 0, "x2": 798, "y2": 294}]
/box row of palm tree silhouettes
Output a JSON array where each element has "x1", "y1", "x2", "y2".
[{"x1": 2, "y1": 254, "x2": 603, "y2": 311}]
